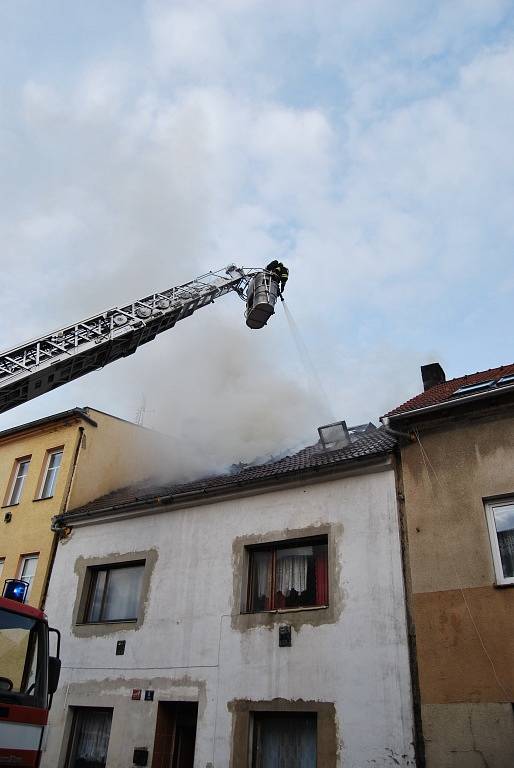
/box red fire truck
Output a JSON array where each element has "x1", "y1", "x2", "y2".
[{"x1": 0, "y1": 593, "x2": 60, "y2": 767}]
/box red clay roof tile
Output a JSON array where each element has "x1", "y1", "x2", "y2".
[{"x1": 386, "y1": 362, "x2": 514, "y2": 417}]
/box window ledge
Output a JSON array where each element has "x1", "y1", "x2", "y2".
[
  {"x1": 244, "y1": 605, "x2": 329, "y2": 616},
  {"x1": 1, "y1": 503, "x2": 19, "y2": 509},
  {"x1": 32, "y1": 496, "x2": 54, "y2": 503},
  {"x1": 493, "y1": 581, "x2": 514, "y2": 589}
]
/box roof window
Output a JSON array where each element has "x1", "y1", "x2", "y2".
[
  {"x1": 497, "y1": 374, "x2": 514, "y2": 386},
  {"x1": 451, "y1": 380, "x2": 494, "y2": 398}
]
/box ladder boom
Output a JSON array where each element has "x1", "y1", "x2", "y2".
[{"x1": 0, "y1": 265, "x2": 263, "y2": 415}]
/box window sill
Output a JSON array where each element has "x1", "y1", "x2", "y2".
[
  {"x1": 32, "y1": 496, "x2": 54, "y2": 502},
  {"x1": 493, "y1": 581, "x2": 514, "y2": 589},
  {"x1": 1, "y1": 503, "x2": 19, "y2": 509},
  {"x1": 243, "y1": 605, "x2": 328, "y2": 616}
]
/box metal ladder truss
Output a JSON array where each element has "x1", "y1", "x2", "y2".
[{"x1": 0, "y1": 265, "x2": 258, "y2": 415}]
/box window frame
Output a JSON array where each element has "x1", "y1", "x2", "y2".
[
  {"x1": 37, "y1": 447, "x2": 64, "y2": 500},
  {"x1": 3, "y1": 456, "x2": 31, "y2": 507},
  {"x1": 485, "y1": 498, "x2": 514, "y2": 586},
  {"x1": 17, "y1": 553, "x2": 39, "y2": 601},
  {"x1": 245, "y1": 535, "x2": 329, "y2": 614},
  {"x1": 82, "y1": 560, "x2": 146, "y2": 624}
]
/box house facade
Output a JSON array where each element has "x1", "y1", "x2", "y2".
[
  {"x1": 42, "y1": 426, "x2": 417, "y2": 768},
  {"x1": 385, "y1": 362, "x2": 514, "y2": 768},
  {"x1": 0, "y1": 407, "x2": 167, "y2": 609}
]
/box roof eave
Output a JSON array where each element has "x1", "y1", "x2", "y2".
[
  {"x1": 55, "y1": 450, "x2": 394, "y2": 529},
  {"x1": 0, "y1": 407, "x2": 98, "y2": 442}
]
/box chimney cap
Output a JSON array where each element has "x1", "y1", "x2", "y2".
[{"x1": 421, "y1": 362, "x2": 446, "y2": 392}]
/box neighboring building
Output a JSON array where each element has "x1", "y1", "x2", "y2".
[
  {"x1": 0, "y1": 407, "x2": 167, "y2": 610},
  {"x1": 42, "y1": 424, "x2": 417, "y2": 768},
  {"x1": 384, "y1": 362, "x2": 514, "y2": 768}
]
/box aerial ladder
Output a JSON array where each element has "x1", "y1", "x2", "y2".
[
  {"x1": 0, "y1": 263, "x2": 283, "y2": 766},
  {"x1": 0, "y1": 265, "x2": 280, "y2": 416}
]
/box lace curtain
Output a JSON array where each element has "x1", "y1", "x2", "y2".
[
  {"x1": 73, "y1": 709, "x2": 112, "y2": 766},
  {"x1": 275, "y1": 547, "x2": 312, "y2": 595}
]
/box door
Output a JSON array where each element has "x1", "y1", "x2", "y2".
[{"x1": 151, "y1": 702, "x2": 198, "y2": 768}]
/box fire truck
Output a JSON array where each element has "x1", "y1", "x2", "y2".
[
  {"x1": 0, "y1": 263, "x2": 281, "y2": 764},
  {"x1": 0, "y1": 587, "x2": 61, "y2": 767}
]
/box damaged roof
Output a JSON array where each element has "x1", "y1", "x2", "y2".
[
  {"x1": 386, "y1": 362, "x2": 514, "y2": 418},
  {"x1": 58, "y1": 428, "x2": 396, "y2": 525}
]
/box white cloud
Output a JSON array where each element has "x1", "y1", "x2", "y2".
[{"x1": 2, "y1": 1, "x2": 514, "y2": 474}]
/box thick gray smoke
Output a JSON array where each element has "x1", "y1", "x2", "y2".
[{"x1": 103, "y1": 298, "x2": 330, "y2": 481}]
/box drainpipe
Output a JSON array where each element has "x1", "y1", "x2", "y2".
[
  {"x1": 41, "y1": 426, "x2": 85, "y2": 610},
  {"x1": 392, "y1": 450, "x2": 426, "y2": 767}
]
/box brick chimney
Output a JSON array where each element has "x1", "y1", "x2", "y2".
[{"x1": 421, "y1": 362, "x2": 446, "y2": 391}]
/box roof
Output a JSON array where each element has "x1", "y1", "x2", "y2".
[
  {"x1": 58, "y1": 428, "x2": 396, "y2": 525},
  {"x1": 386, "y1": 362, "x2": 514, "y2": 418},
  {"x1": 0, "y1": 407, "x2": 98, "y2": 442}
]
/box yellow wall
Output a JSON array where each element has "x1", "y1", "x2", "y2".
[
  {"x1": 0, "y1": 408, "x2": 167, "y2": 610},
  {"x1": 68, "y1": 409, "x2": 168, "y2": 510},
  {"x1": 0, "y1": 417, "x2": 81, "y2": 609}
]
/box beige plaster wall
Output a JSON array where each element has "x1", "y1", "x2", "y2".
[
  {"x1": 422, "y1": 703, "x2": 514, "y2": 768},
  {"x1": 400, "y1": 410, "x2": 514, "y2": 766},
  {"x1": 401, "y1": 413, "x2": 514, "y2": 594}
]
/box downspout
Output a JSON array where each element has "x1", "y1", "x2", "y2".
[
  {"x1": 41, "y1": 426, "x2": 85, "y2": 609},
  {"x1": 392, "y1": 448, "x2": 426, "y2": 768}
]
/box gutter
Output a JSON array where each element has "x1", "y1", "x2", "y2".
[
  {"x1": 386, "y1": 381, "x2": 514, "y2": 423},
  {"x1": 379, "y1": 416, "x2": 414, "y2": 441},
  {"x1": 53, "y1": 451, "x2": 394, "y2": 529}
]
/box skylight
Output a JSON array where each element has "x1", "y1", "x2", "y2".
[
  {"x1": 451, "y1": 380, "x2": 494, "y2": 397},
  {"x1": 497, "y1": 374, "x2": 514, "y2": 386}
]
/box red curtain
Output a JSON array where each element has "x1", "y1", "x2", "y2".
[{"x1": 314, "y1": 549, "x2": 328, "y2": 605}]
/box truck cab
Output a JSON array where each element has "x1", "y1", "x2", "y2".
[{"x1": 0, "y1": 596, "x2": 60, "y2": 767}]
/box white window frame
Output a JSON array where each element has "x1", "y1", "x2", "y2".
[
  {"x1": 5, "y1": 457, "x2": 31, "y2": 506},
  {"x1": 38, "y1": 448, "x2": 63, "y2": 500},
  {"x1": 18, "y1": 554, "x2": 39, "y2": 601},
  {"x1": 0, "y1": 558, "x2": 5, "y2": 582},
  {"x1": 485, "y1": 498, "x2": 514, "y2": 586}
]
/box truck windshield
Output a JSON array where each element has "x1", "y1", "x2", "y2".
[{"x1": 0, "y1": 608, "x2": 43, "y2": 706}]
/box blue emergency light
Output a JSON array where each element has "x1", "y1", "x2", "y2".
[{"x1": 2, "y1": 579, "x2": 29, "y2": 603}]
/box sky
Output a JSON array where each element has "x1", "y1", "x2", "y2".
[{"x1": 2, "y1": 1, "x2": 514, "y2": 475}]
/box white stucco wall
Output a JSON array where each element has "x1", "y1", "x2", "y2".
[{"x1": 42, "y1": 466, "x2": 415, "y2": 767}]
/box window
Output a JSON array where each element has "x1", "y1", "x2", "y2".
[
  {"x1": 66, "y1": 707, "x2": 113, "y2": 768},
  {"x1": 486, "y1": 499, "x2": 514, "y2": 585},
  {"x1": 0, "y1": 558, "x2": 4, "y2": 581},
  {"x1": 5, "y1": 457, "x2": 31, "y2": 506},
  {"x1": 39, "y1": 448, "x2": 63, "y2": 499},
  {"x1": 84, "y1": 562, "x2": 145, "y2": 623},
  {"x1": 252, "y1": 712, "x2": 317, "y2": 767},
  {"x1": 451, "y1": 380, "x2": 495, "y2": 398},
  {"x1": 18, "y1": 555, "x2": 39, "y2": 601},
  {"x1": 247, "y1": 537, "x2": 328, "y2": 612}
]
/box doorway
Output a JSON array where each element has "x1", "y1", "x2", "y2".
[{"x1": 151, "y1": 701, "x2": 198, "y2": 768}]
